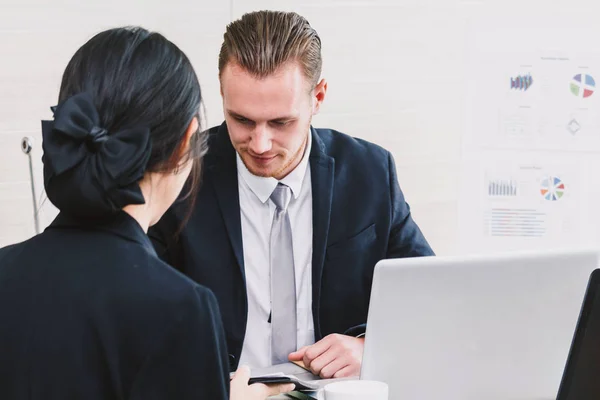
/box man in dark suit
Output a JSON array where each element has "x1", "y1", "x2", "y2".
[{"x1": 149, "y1": 10, "x2": 434, "y2": 379}]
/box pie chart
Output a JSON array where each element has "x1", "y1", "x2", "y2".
[
  {"x1": 570, "y1": 74, "x2": 595, "y2": 98},
  {"x1": 540, "y1": 176, "x2": 565, "y2": 201}
]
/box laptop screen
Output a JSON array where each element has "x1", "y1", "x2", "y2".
[{"x1": 557, "y1": 269, "x2": 600, "y2": 400}]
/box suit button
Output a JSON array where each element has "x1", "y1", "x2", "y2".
[{"x1": 228, "y1": 354, "x2": 236, "y2": 371}]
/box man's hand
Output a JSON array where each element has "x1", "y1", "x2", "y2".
[{"x1": 288, "y1": 334, "x2": 364, "y2": 379}]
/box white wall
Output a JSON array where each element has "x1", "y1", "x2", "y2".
[
  {"x1": 0, "y1": 0, "x2": 230, "y2": 246},
  {"x1": 1, "y1": 0, "x2": 595, "y2": 254}
]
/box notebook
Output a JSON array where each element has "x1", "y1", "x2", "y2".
[{"x1": 240, "y1": 362, "x2": 355, "y2": 392}]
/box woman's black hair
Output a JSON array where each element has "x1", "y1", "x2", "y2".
[{"x1": 54, "y1": 26, "x2": 206, "y2": 220}]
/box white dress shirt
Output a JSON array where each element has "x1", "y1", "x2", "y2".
[{"x1": 237, "y1": 132, "x2": 315, "y2": 368}]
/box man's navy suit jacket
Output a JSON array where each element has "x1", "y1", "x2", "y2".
[{"x1": 149, "y1": 123, "x2": 435, "y2": 370}]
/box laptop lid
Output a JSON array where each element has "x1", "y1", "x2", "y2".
[
  {"x1": 556, "y1": 268, "x2": 600, "y2": 400},
  {"x1": 360, "y1": 249, "x2": 599, "y2": 400}
]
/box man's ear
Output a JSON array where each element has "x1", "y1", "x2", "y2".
[{"x1": 312, "y1": 78, "x2": 328, "y2": 115}]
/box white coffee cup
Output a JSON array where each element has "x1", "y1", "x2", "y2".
[{"x1": 323, "y1": 380, "x2": 388, "y2": 400}]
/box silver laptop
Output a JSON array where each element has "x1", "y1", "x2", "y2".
[{"x1": 360, "y1": 249, "x2": 600, "y2": 400}]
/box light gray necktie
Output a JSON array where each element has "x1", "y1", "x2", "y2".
[{"x1": 270, "y1": 183, "x2": 297, "y2": 364}]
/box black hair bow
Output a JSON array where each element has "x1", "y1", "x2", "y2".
[{"x1": 42, "y1": 92, "x2": 152, "y2": 218}]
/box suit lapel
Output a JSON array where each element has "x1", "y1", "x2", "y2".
[
  {"x1": 309, "y1": 128, "x2": 335, "y2": 338},
  {"x1": 208, "y1": 124, "x2": 246, "y2": 282}
]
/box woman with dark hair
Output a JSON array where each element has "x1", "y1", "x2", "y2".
[{"x1": 0, "y1": 27, "x2": 292, "y2": 399}]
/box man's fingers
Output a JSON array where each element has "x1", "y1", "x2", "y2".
[
  {"x1": 333, "y1": 364, "x2": 360, "y2": 379},
  {"x1": 288, "y1": 346, "x2": 308, "y2": 361},
  {"x1": 302, "y1": 335, "x2": 335, "y2": 367},
  {"x1": 307, "y1": 346, "x2": 341, "y2": 376},
  {"x1": 319, "y1": 355, "x2": 350, "y2": 379}
]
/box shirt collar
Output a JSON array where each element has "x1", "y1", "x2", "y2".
[{"x1": 236, "y1": 129, "x2": 312, "y2": 204}]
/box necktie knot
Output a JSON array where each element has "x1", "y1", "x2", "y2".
[{"x1": 270, "y1": 183, "x2": 291, "y2": 211}]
